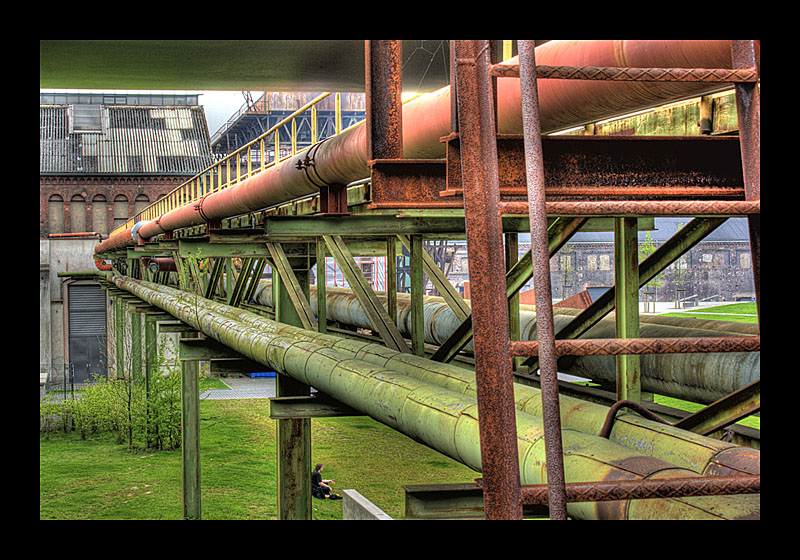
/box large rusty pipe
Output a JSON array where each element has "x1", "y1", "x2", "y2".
[
  {"x1": 95, "y1": 40, "x2": 757, "y2": 254},
  {"x1": 251, "y1": 282, "x2": 759, "y2": 404},
  {"x1": 112, "y1": 275, "x2": 759, "y2": 519},
  {"x1": 144, "y1": 279, "x2": 758, "y2": 478}
]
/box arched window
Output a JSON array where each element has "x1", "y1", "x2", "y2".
[
  {"x1": 70, "y1": 194, "x2": 86, "y2": 233},
  {"x1": 92, "y1": 194, "x2": 108, "y2": 236},
  {"x1": 134, "y1": 194, "x2": 150, "y2": 217},
  {"x1": 48, "y1": 194, "x2": 64, "y2": 234},
  {"x1": 113, "y1": 194, "x2": 129, "y2": 230}
]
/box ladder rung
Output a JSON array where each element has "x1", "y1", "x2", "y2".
[
  {"x1": 499, "y1": 199, "x2": 760, "y2": 217},
  {"x1": 517, "y1": 474, "x2": 760, "y2": 505},
  {"x1": 509, "y1": 336, "x2": 760, "y2": 357},
  {"x1": 490, "y1": 63, "x2": 759, "y2": 83}
]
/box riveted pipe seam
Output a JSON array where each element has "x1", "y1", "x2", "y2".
[{"x1": 110, "y1": 275, "x2": 758, "y2": 519}]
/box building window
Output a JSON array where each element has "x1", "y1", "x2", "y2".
[
  {"x1": 134, "y1": 194, "x2": 150, "y2": 217},
  {"x1": 599, "y1": 254, "x2": 611, "y2": 271},
  {"x1": 92, "y1": 194, "x2": 108, "y2": 236},
  {"x1": 739, "y1": 252, "x2": 751, "y2": 269},
  {"x1": 48, "y1": 194, "x2": 64, "y2": 234},
  {"x1": 113, "y1": 195, "x2": 129, "y2": 230},
  {"x1": 587, "y1": 255, "x2": 597, "y2": 271},
  {"x1": 70, "y1": 194, "x2": 86, "y2": 233},
  {"x1": 70, "y1": 104, "x2": 103, "y2": 133}
]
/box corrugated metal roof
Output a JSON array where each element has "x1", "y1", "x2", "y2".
[{"x1": 40, "y1": 105, "x2": 215, "y2": 175}]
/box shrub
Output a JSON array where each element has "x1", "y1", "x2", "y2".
[{"x1": 40, "y1": 336, "x2": 189, "y2": 451}]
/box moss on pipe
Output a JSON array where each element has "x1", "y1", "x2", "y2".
[
  {"x1": 112, "y1": 276, "x2": 759, "y2": 519},
  {"x1": 142, "y1": 278, "x2": 759, "y2": 477}
]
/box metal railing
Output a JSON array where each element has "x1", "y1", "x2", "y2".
[{"x1": 110, "y1": 91, "x2": 360, "y2": 238}]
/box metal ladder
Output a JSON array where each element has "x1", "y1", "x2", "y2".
[{"x1": 451, "y1": 39, "x2": 760, "y2": 519}]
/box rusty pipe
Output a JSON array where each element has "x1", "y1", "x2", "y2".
[{"x1": 95, "y1": 40, "x2": 757, "y2": 254}]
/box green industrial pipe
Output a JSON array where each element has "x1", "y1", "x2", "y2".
[
  {"x1": 138, "y1": 278, "x2": 758, "y2": 480},
  {"x1": 110, "y1": 275, "x2": 758, "y2": 519},
  {"x1": 250, "y1": 282, "x2": 759, "y2": 405}
]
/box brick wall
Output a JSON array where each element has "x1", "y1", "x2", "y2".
[{"x1": 40, "y1": 175, "x2": 186, "y2": 238}]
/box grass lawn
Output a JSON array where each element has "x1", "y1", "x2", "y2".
[
  {"x1": 40, "y1": 398, "x2": 478, "y2": 520},
  {"x1": 652, "y1": 302, "x2": 760, "y2": 429},
  {"x1": 659, "y1": 302, "x2": 758, "y2": 323}
]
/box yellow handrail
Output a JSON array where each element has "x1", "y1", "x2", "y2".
[
  {"x1": 111, "y1": 87, "x2": 430, "y2": 239},
  {"x1": 111, "y1": 91, "x2": 337, "y2": 237}
]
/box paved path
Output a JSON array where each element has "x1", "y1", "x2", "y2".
[{"x1": 200, "y1": 376, "x2": 276, "y2": 400}]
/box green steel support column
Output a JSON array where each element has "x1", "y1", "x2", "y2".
[
  {"x1": 614, "y1": 217, "x2": 641, "y2": 402},
  {"x1": 387, "y1": 236, "x2": 397, "y2": 327},
  {"x1": 115, "y1": 296, "x2": 124, "y2": 378},
  {"x1": 225, "y1": 258, "x2": 233, "y2": 305},
  {"x1": 144, "y1": 315, "x2": 158, "y2": 449},
  {"x1": 180, "y1": 331, "x2": 201, "y2": 520},
  {"x1": 411, "y1": 234, "x2": 425, "y2": 357},
  {"x1": 323, "y1": 235, "x2": 409, "y2": 352},
  {"x1": 505, "y1": 233, "x2": 521, "y2": 371},
  {"x1": 316, "y1": 239, "x2": 327, "y2": 334},
  {"x1": 129, "y1": 305, "x2": 141, "y2": 379},
  {"x1": 274, "y1": 266, "x2": 313, "y2": 521}
]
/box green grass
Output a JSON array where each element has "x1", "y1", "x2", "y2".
[
  {"x1": 659, "y1": 302, "x2": 758, "y2": 323},
  {"x1": 40, "y1": 398, "x2": 477, "y2": 520},
  {"x1": 652, "y1": 394, "x2": 759, "y2": 430},
  {"x1": 655, "y1": 301, "x2": 759, "y2": 429}
]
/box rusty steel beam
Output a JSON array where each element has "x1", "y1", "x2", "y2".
[
  {"x1": 95, "y1": 40, "x2": 759, "y2": 255},
  {"x1": 731, "y1": 40, "x2": 761, "y2": 325},
  {"x1": 509, "y1": 336, "x2": 760, "y2": 356},
  {"x1": 499, "y1": 200, "x2": 760, "y2": 216},
  {"x1": 517, "y1": 474, "x2": 760, "y2": 506},
  {"x1": 453, "y1": 39, "x2": 522, "y2": 521},
  {"x1": 490, "y1": 64, "x2": 759, "y2": 83}
]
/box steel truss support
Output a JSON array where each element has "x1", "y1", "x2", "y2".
[
  {"x1": 520, "y1": 217, "x2": 728, "y2": 371},
  {"x1": 272, "y1": 253, "x2": 313, "y2": 520},
  {"x1": 322, "y1": 234, "x2": 410, "y2": 353}
]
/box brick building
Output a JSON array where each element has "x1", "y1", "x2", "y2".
[{"x1": 40, "y1": 92, "x2": 215, "y2": 385}]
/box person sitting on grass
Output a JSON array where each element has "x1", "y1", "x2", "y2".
[{"x1": 311, "y1": 463, "x2": 342, "y2": 500}]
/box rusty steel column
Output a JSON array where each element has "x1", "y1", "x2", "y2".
[
  {"x1": 453, "y1": 39, "x2": 522, "y2": 520},
  {"x1": 365, "y1": 40, "x2": 403, "y2": 160},
  {"x1": 730, "y1": 40, "x2": 760, "y2": 325},
  {"x1": 518, "y1": 39, "x2": 568, "y2": 520}
]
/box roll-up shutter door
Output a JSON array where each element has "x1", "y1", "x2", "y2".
[{"x1": 68, "y1": 284, "x2": 107, "y2": 382}]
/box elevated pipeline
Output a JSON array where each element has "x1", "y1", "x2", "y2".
[
  {"x1": 250, "y1": 282, "x2": 759, "y2": 405},
  {"x1": 95, "y1": 40, "x2": 758, "y2": 255},
  {"x1": 140, "y1": 278, "x2": 759, "y2": 478},
  {"x1": 110, "y1": 275, "x2": 759, "y2": 519}
]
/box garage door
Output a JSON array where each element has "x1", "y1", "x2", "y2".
[{"x1": 68, "y1": 284, "x2": 107, "y2": 384}]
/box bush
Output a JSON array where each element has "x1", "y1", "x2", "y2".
[{"x1": 40, "y1": 336, "x2": 189, "y2": 451}]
